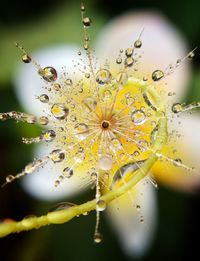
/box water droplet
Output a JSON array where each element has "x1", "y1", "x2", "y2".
[
  {"x1": 50, "y1": 149, "x2": 65, "y2": 163},
  {"x1": 99, "y1": 155, "x2": 112, "y2": 170},
  {"x1": 39, "y1": 94, "x2": 49, "y2": 103},
  {"x1": 51, "y1": 103, "x2": 69, "y2": 119},
  {"x1": 85, "y1": 72, "x2": 90, "y2": 78},
  {"x1": 83, "y1": 17, "x2": 92, "y2": 27},
  {"x1": 125, "y1": 48, "x2": 133, "y2": 57},
  {"x1": 131, "y1": 110, "x2": 146, "y2": 125},
  {"x1": 53, "y1": 83, "x2": 61, "y2": 91},
  {"x1": 134, "y1": 40, "x2": 142, "y2": 48},
  {"x1": 49, "y1": 202, "x2": 76, "y2": 212},
  {"x1": 96, "y1": 69, "x2": 112, "y2": 85},
  {"x1": 63, "y1": 167, "x2": 73, "y2": 178},
  {"x1": 125, "y1": 57, "x2": 134, "y2": 67},
  {"x1": 94, "y1": 232, "x2": 103, "y2": 243},
  {"x1": 152, "y1": 70, "x2": 164, "y2": 81},
  {"x1": 65, "y1": 78, "x2": 73, "y2": 86},
  {"x1": 42, "y1": 130, "x2": 56, "y2": 142},
  {"x1": 96, "y1": 200, "x2": 106, "y2": 211},
  {"x1": 81, "y1": 3, "x2": 85, "y2": 12},
  {"x1": 172, "y1": 103, "x2": 183, "y2": 113},
  {"x1": 110, "y1": 138, "x2": 122, "y2": 152},
  {"x1": 173, "y1": 158, "x2": 182, "y2": 166},
  {"x1": 39, "y1": 67, "x2": 57, "y2": 82},
  {"x1": 150, "y1": 125, "x2": 158, "y2": 145},
  {"x1": 74, "y1": 123, "x2": 89, "y2": 140},
  {"x1": 22, "y1": 54, "x2": 32, "y2": 63},
  {"x1": 188, "y1": 51, "x2": 195, "y2": 60},
  {"x1": 6, "y1": 175, "x2": 15, "y2": 183},
  {"x1": 116, "y1": 58, "x2": 122, "y2": 64},
  {"x1": 39, "y1": 116, "x2": 49, "y2": 125}
]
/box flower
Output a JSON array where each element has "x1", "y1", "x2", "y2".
[{"x1": 1, "y1": 6, "x2": 200, "y2": 258}]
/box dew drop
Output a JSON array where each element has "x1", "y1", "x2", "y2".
[
  {"x1": 131, "y1": 109, "x2": 146, "y2": 125},
  {"x1": 116, "y1": 58, "x2": 122, "y2": 64},
  {"x1": 83, "y1": 17, "x2": 92, "y2": 27},
  {"x1": 125, "y1": 48, "x2": 133, "y2": 57},
  {"x1": 50, "y1": 149, "x2": 65, "y2": 163},
  {"x1": 96, "y1": 200, "x2": 106, "y2": 211},
  {"x1": 96, "y1": 69, "x2": 112, "y2": 85},
  {"x1": 39, "y1": 94, "x2": 49, "y2": 103},
  {"x1": 152, "y1": 70, "x2": 164, "y2": 81},
  {"x1": 51, "y1": 103, "x2": 69, "y2": 119},
  {"x1": 65, "y1": 78, "x2": 73, "y2": 86},
  {"x1": 188, "y1": 51, "x2": 195, "y2": 60},
  {"x1": 74, "y1": 149, "x2": 85, "y2": 163},
  {"x1": 173, "y1": 158, "x2": 182, "y2": 166},
  {"x1": 6, "y1": 175, "x2": 15, "y2": 183},
  {"x1": 53, "y1": 83, "x2": 61, "y2": 91},
  {"x1": 94, "y1": 232, "x2": 103, "y2": 243},
  {"x1": 99, "y1": 154, "x2": 112, "y2": 170},
  {"x1": 125, "y1": 57, "x2": 134, "y2": 67},
  {"x1": 39, "y1": 67, "x2": 57, "y2": 82},
  {"x1": 134, "y1": 39, "x2": 142, "y2": 48},
  {"x1": 42, "y1": 130, "x2": 56, "y2": 142},
  {"x1": 74, "y1": 123, "x2": 89, "y2": 140},
  {"x1": 110, "y1": 138, "x2": 122, "y2": 152},
  {"x1": 39, "y1": 116, "x2": 49, "y2": 125},
  {"x1": 22, "y1": 54, "x2": 32, "y2": 63},
  {"x1": 63, "y1": 167, "x2": 74, "y2": 178},
  {"x1": 172, "y1": 103, "x2": 183, "y2": 113}
]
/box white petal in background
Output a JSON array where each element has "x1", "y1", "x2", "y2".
[
  {"x1": 95, "y1": 11, "x2": 191, "y2": 102},
  {"x1": 14, "y1": 45, "x2": 79, "y2": 116},
  {"x1": 22, "y1": 144, "x2": 91, "y2": 201},
  {"x1": 107, "y1": 176, "x2": 157, "y2": 257}
]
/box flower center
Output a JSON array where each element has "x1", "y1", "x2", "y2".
[{"x1": 101, "y1": 120, "x2": 110, "y2": 129}]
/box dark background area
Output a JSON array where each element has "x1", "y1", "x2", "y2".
[{"x1": 0, "y1": 0, "x2": 200, "y2": 260}]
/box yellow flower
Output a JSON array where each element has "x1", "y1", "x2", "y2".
[{"x1": 1, "y1": 7, "x2": 199, "y2": 257}]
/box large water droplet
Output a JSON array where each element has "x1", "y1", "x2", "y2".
[
  {"x1": 134, "y1": 39, "x2": 142, "y2": 48},
  {"x1": 51, "y1": 103, "x2": 69, "y2": 119},
  {"x1": 125, "y1": 48, "x2": 133, "y2": 57},
  {"x1": 125, "y1": 57, "x2": 134, "y2": 67},
  {"x1": 131, "y1": 110, "x2": 146, "y2": 125},
  {"x1": 171, "y1": 103, "x2": 183, "y2": 113},
  {"x1": 42, "y1": 130, "x2": 56, "y2": 142},
  {"x1": 49, "y1": 202, "x2": 76, "y2": 212},
  {"x1": 83, "y1": 17, "x2": 92, "y2": 27},
  {"x1": 96, "y1": 69, "x2": 112, "y2": 85},
  {"x1": 22, "y1": 54, "x2": 32, "y2": 63}
]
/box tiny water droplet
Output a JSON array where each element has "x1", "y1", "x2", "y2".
[
  {"x1": 125, "y1": 57, "x2": 134, "y2": 67},
  {"x1": 83, "y1": 17, "x2": 92, "y2": 27},
  {"x1": 125, "y1": 48, "x2": 133, "y2": 57},
  {"x1": 49, "y1": 202, "x2": 76, "y2": 212},
  {"x1": 6, "y1": 175, "x2": 15, "y2": 183},
  {"x1": 116, "y1": 58, "x2": 122, "y2": 64},
  {"x1": 172, "y1": 103, "x2": 183, "y2": 113}
]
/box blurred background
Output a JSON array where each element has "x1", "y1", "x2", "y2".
[{"x1": 0, "y1": 0, "x2": 200, "y2": 260}]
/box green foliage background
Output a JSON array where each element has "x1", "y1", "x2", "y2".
[{"x1": 0, "y1": 0, "x2": 200, "y2": 260}]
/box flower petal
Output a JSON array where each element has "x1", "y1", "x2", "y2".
[
  {"x1": 95, "y1": 11, "x2": 191, "y2": 101},
  {"x1": 153, "y1": 113, "x2": 200, "y2": 192},
  {"x1": 14, "y1": 44, "x2": 79, "y2": 116},
  {"x1": 107, "y1": 175, "x2": 157, "y2": 257},
  {"x1": 22, "y1": 144, "x2": 91, "y2": 201}
]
